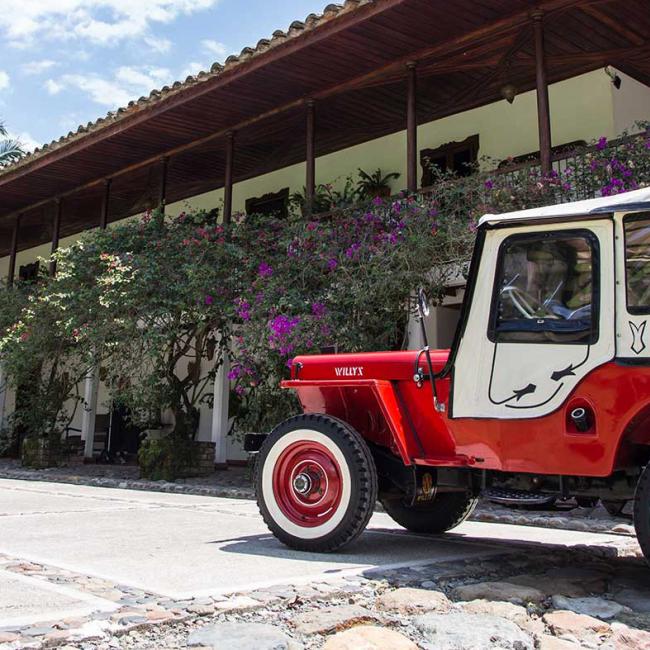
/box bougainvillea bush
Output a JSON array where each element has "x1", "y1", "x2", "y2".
[
  {"x1": 0, "y1": 267, "x2": 102, "y2": 461},
  {"x1": 228, "y1": 193, "x2": 473, "y2": 433},
  {"x1": 67, "y1": 211, "x2": 242, "y2": 440},
  {"x1": 1, "y1": 126, "x2": 649, "y2": 457}
]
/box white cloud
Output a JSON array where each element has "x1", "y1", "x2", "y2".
[
  {"x1": 201, "y1": 39, "x2": 227, "y2": 59},
  {"x1": 22, "y1": 59, "x2": 57, "y2": 75},
  {"x1": 144, "y1": 35, "x2": 172, "y2": 54},
  {"x1": 45, "y1": 65, "x2": 173, "y2": 108},
  {"x1": 0, "y1": 1, "x2": 220, "y2": 48},
  {"x1": 0, "y1": 71, "x2": 9, "y2": 91},
  {"x1": 45, "y1": 78, "x2": 64, "y2": 94}
]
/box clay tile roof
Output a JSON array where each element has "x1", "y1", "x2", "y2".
[{"x1": 1, "y1": 0, "x2": 372, "y2": 177}]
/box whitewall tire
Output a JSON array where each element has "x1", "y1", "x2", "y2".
[{"x1": 255, "y1": 414, "x2": 377, "y2": 552}]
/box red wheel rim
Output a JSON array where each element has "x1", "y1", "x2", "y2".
[{"x1": 272, "y1": 440, "x2": 343, "y2": 527}]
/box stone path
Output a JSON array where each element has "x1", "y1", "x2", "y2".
[
  {"x1": 2, "y1": 540, "x2": 645, "y2": 649},
  {"x1": 0, "y1": 477, "x2": 648, "y2": 649}
]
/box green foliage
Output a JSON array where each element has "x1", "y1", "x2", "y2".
[
  {"x1": 137, "y1": 435, "x2": 198, "y2": 481},
  {"x1": 0, "y1": 270, "x2": 95, "y2": 446},
  {"x1": 0, "y1": 120, "x2": 24, "y2": 168},
  {"x1": 64, "y1": 209, "x2": 239, "y2": 439},
  {"x1": 356, "y1": 168, "x2": 401, "y2": 199},
  {"x1": 289, "y1": 176, "x2": 359, "y2": 216}
]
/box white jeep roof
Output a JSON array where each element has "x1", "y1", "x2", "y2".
[{"x1": 479, "y1": 186, "x2": 650, "y2": 226}]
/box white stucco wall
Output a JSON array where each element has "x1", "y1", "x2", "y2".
[{"x1": 612, "y1": 70, "x2": 650, "y2": 135}]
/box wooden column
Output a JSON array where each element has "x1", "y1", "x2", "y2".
[
  {"x1": 406, "y1": 62, "x2": 418, "y2": 193},
  {"x1": 50, "y1": 199, "x2": 62, "y2": 277},
  {"x1": 100, "y1": 179, "x2": 111, "y2": 229},
  {"x1": 158, "y1": 157, "x2": 169, "y2": 213},
  {"x1": 532, "y1": 11, "x2": 552, "y2": 176},
  {"x1": 223, "y1": 132, "x2": 234, "y2": 225},
  {"x1": 7, "y1": 215, "x2": 20, "y2": 288},
  {"x1": 305, "y1": 100, "x2": 316, "y2": 215}
]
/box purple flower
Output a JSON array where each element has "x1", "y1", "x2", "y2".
[
  {"x1": 311, "y1": 302, "x2": 327, "y2": 318},
  {"x1": 327, "y1": 258, "x2": 338, "y2": 271},
  {"x1": 596, "y1": 136, "x2": 608, "y2": 151},
  {"x1": 484, "y1": 179, "x2": 494, "y2": 190},
  {"x1": 258, "y1": 262, "x2": 273, "y2": 278},
  {"x1": 235, "y1": 299, "x2": 251, "y2": 321},
  {"x1": 645, "y1": 139, "x2": 650, "y2": 150},
  {"x1": 204, "y1": 294, "x2": 214, "y2": 306},
  {"x1": 227, "y1": 365, "x2": 244, "y2": 381},
  {"x1": 345, "y1": 242, "x2": 361, "y2": 259},
  {"x1": 372, "y1": 196, "x2": 384, "y2": 206}
]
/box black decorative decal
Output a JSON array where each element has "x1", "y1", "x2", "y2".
[
  {"x1": 491, "y1": 383, "x2": 537, "y2": 405},
  {"x1": 550, "y1": 346, "x2": 591, "y2": 382},
  {"x1": 630, "y1": 321, "x2": 647, "y2": 355},
  {"x1": 488, "y1": 344, "x2": 591, "y2": 411}
]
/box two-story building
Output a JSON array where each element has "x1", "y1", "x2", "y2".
[{"x1": 1, "y1": 0, "x2": 649, "y2": 464}]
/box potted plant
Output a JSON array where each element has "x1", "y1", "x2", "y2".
[{"x1": 356, "y1": 168, "x2": 401, "y2": 200}]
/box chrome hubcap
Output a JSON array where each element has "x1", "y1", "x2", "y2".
[{"x1": 293, "y1": 473, "x2": 313, "y2": 495}]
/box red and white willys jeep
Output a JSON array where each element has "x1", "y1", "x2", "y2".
[{"x1": 248, "y1": 187, "x2": 650, "y2": 561}]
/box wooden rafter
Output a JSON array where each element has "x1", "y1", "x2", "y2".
[{"x1": 581, "y1": 4, "x2": 645, "y2": 46}]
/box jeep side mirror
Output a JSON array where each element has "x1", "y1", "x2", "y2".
[{"x1": 417, "y1": 288, "x2": 430, "y2": 319}]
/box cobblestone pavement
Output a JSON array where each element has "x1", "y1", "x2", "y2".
[
  {"x1": 0, "y1": 530, "x2": 647, "y2": 649},
  {"x1": 0, "y1": 477, "x2": 648, "y2": 649},
  {"x1": 0, "y1": 459, "x2": 636, "y2": 538}
]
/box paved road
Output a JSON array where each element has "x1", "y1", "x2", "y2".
[{"x1": 0, "y1": 478, "x2": 628, "y2": 627}]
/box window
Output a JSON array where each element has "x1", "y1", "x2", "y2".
[
  {"x1": 490, "y1": 230, "x2": 598, "y2": 344},
  {"x1": 420, "y1": 135, "x2": 479, "y2": 187},
  {"x1": 245, "y1": 188, "x2": 290, "y2": 219},
  {"x1": 624, "y1": 212, "x2": 650, "y2": 314}
]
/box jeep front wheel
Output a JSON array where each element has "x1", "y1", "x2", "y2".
[
  {"x1": 256, "y1": 414, "x2": 377, "y2": 552},
  {"x1": 381, "y1": 492, "x2": 478, "y2": 534},
  {"x1": 634, "y1": 464, "x2": 650, "y2": 564}
]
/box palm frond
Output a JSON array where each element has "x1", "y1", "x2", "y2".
[{"x1": 0, "y1": 139, "x2": 25, "y2": 168}]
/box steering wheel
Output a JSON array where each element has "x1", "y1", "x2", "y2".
[{"x1": 500, "y1": 285, "x2": 553, "y2": 319}]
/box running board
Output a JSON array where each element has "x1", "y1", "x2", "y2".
[{"x1": 484, "y1": 487, "x2": 557, "y2": 507}]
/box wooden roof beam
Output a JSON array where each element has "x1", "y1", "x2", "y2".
[{"x1": 581, "y1": 4, "x2": 646, "y2": 46}]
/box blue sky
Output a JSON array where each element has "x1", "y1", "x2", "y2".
[{"x1": 0, "y1": 1, "x2": 327, "y2": 151}]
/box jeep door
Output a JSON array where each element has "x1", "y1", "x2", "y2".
[{"x1": 451, "y1": 219, "x2": 615, "y2": 419}]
